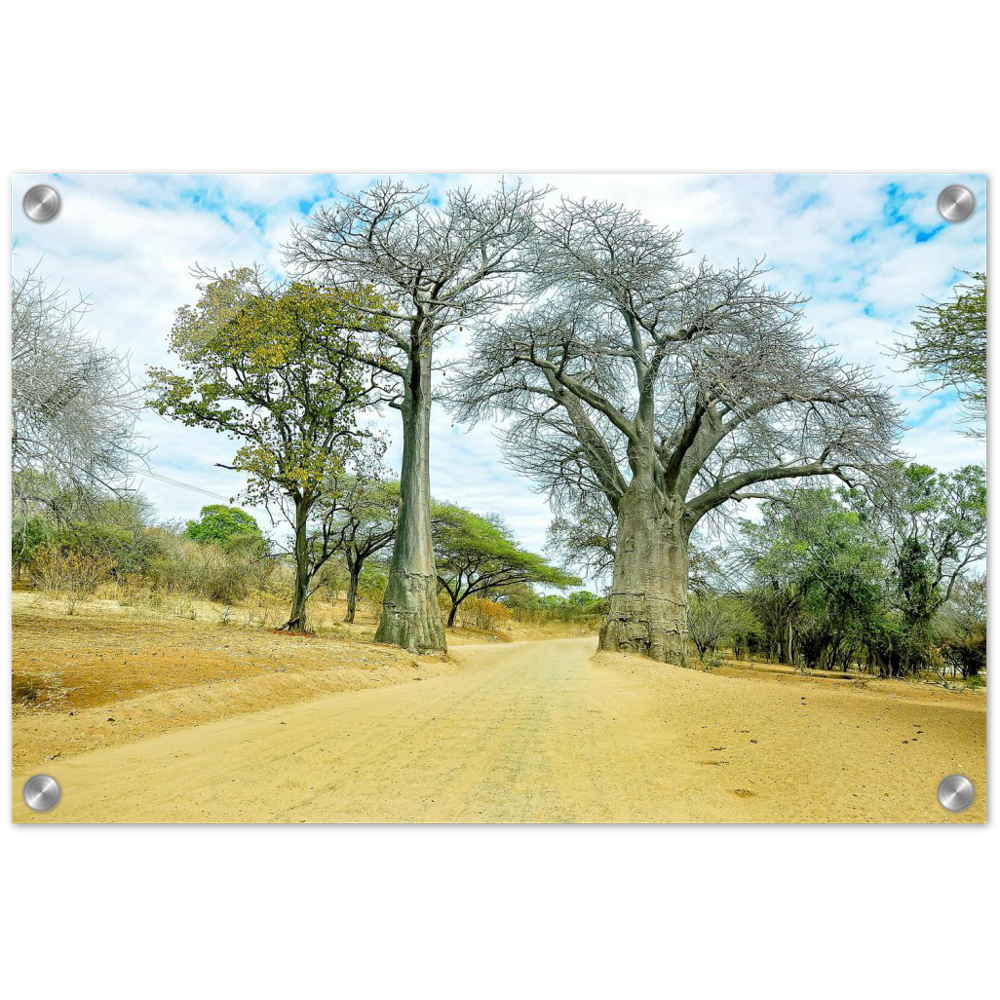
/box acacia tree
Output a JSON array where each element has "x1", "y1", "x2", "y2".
[
  {"x1": 148, "y1": 266, "x2": 389, "y2": 632},
  {"x1": 284, "y1": 179, "x2": 548, "y2": 654},
  {"x1": 433, "y1": 504, "x2": 578, "y2": 627},
  {"x1": 451, "y1": 199, "x2": 899, "y2": 665}
]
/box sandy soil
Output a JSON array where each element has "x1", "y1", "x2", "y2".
[
  {"x1": 11, "y1": 596, "x2": 454, "y2": 770},
  {"x1": 12, "y1": 636, "x2": 985, "y2": 824}
]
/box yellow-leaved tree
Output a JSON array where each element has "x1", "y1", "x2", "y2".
[{"x1": 147, "y1": 265, "x2": 391, "y2": 631}]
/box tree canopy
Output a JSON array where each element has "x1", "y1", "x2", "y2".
[
  {"x1": 147, "y1": 265, "x2": 390, "y2": 630},
  {"x1": 186, "y1": 505, "x2": 264, "y2": 548},
  {"x1": 897, "y1": 271, "x2": 986, "y2": 437},
  {"x1": 450, "y1": 197, "x2": 900, "y2": 663}
]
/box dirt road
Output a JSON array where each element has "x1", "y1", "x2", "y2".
[{"x1": 11, "y1": 638, "x2": 986, "y2": 823}]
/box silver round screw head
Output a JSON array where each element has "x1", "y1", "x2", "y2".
[
  {"x1": 23, "y1": 774, "x2": 61, "y2": 812},
  {"x1": 937, "y1": 185, "x2": 975, "y2": 223},
  {"x1": 937, "y1": 774, "x2": 975, "y2": 812},
  {"x1": 23, "y1": 184, "x2": 61, "y2": 223}
]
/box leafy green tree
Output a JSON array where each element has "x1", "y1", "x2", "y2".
[
  {"x1": 897, "y1": 271, "x2": 986, "y2": 436},
  {"x1": 186, "y1": 505, "x2": 263, "y2": 548},
  {"x1": 741, "y1": 488, "x2": 889, "y2": 670},
  {"x1": 148, "y1": 266, "x2": 389, "y2": 632},
  {"x1": 565, "y1": 590, "x2": 602, "y2": 608},
  {"x1": 319, "y1": 477, "x2": 399, "y2": 624},
  {"x1": 873, "y1": 463, "x2": 987, "y2": 672},
  {"x1": 432, "y1": 503, "x2": 579, "y2": 627},
  {"x1": 687, "y1": 593, "x2": 760, "y2": 663},
  {"x1": 740, "y1": 466, "x2": 985, "y2": 676}
]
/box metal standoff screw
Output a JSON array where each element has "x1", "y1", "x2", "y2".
[
  {"x1": 23, "y1": 184, "x2": 62, "y2": 223},
  {"x1": 23, "y1": 774, "x2": 62, "y2": 812},
  {"x1": 937, "y1": 774, "x2": 975, "y2": 812},
  {"x1": 937, "y1": 185, "x2": 975, "y2": 223}
]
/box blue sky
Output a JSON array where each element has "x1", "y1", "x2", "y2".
[{"x1": 11, "y1": 173, "x2": 987, "y2": 560}]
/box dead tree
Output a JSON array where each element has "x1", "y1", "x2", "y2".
[{"x1": 450, "y1": 198, "x2": 900, "y2": 665}]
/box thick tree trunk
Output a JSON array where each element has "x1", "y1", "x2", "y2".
[
  {"x1": 374, "y1": 344, "x2": 446, "y2": 654},
  {"x1": 344, "y1": 555, "x2": 361, "y2": 624},
  {"x1": 599, "y1": 484, "x2": 690, "y2": 666},
  {"x1": 285, "y1": 497, "x2": 310, "y2": 633}
]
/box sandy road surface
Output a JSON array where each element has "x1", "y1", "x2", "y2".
[{"x1": 12, "y1": 638, "x2": 985, "y2": 823}]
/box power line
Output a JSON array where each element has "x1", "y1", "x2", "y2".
[{"x1": 133, "y1": 467, "x2": 233, "y2": 502}]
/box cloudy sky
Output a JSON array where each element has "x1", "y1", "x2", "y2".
[{"x1": 11, "y1": 173, "x2": 987, "y2": 558}]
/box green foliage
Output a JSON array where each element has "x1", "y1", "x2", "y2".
[
  {"x1": 876, "y1": 462, "x2": 986, "y2": 665},
  {"x1": 148, "y1": 268, "x2": 387, "y2": 506},
  {"x1": 565, "y1": 590, "x2": 602, "y2": 608},
  {"x1": 897, "y1": 271, "x2": 986, "y2": 436},
  {"x1": 12, "y1": 516, "x2": 52, "y2": 570},
  {"x1": 433, "y1": 502, "x2": 579, "y2": 624},
  {"x1": 147, "y1": 266, "x2": 391, "y2": 630},
  {"x1": 740, "y1": 463, "x2": 985, "y2": 676},
  {"x1": 742, "y1": 487, "x2": 890, "y2": 667},
  {"x1": 186, "y1": 505, "x2": 264, "y2": 548},
  {"x1": 27, "y1": 493, "x2": 159, "y2": 578}
]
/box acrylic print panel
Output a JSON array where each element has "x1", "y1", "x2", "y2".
[{"x1": 10, "y1": 173, "x2": 986, "y2": 824}]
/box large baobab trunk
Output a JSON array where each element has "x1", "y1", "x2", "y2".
[
  {"x1": 599, "y1": 485, "x2": 690, "y2": 666},
  {"x1": 374, "y1": 348, "x2": 446, "y2": 654}
]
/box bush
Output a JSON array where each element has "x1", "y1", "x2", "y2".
[
  {"x1": 357, "y1": 567, "x2": 388, "y2": 622},
  {"x1": 12, "y1": 516, "x2": 53, "y2": 574},
  {"x1": 459, "y1": 597, "x2": 514, "y2": 631},
  {"x1": 29, "y1": 546, "x2": 115, "y2": 613},
  {"x1": 940, "y1": 632, "x2": 986, "y2": 679},
  {"x1": 146, "y1": 531, "x2": 268, "y2": 604}
]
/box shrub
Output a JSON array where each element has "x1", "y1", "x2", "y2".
[
  {"x1": 460, "y1": 596, "x2": 514, "y2": 631},
  {"x1": 357, "y1": 567, "x2": 388, "y2": 623},
  {"x1": 29, "y1": 546, "x2": 114, "y2": 613}
]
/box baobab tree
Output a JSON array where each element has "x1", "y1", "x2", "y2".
[
  {"x1": 284, "y1": 179, "x2": 548, "y2": 654},
  {"x1": 450, "y1": 199, "x2": 900, "y2": 665}
]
